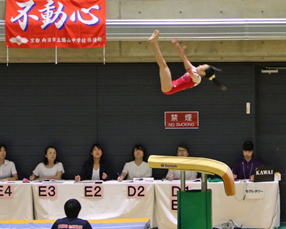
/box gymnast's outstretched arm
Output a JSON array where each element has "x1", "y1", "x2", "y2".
[{"x1": 172, "y1": 39, "x2": 195, "y2": 73}]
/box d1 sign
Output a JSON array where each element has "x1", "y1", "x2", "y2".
[{"x1": 164, "y1": 111, "x2": 199, "y2": 129}]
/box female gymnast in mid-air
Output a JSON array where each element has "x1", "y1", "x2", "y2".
[{"x1": 148, "y1": 30, "x2": 226, "y2": 95}]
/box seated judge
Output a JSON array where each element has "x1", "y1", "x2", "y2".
[
  {"x1": 29, "y1": 146, "x2": 64, "y2": 180},
  {"x1": 0, "y1": 145, "x2": 18, "y2": 181},
  {"x1": 75, "y1": 143, "x2": 109, "y2": 181},
  {"x1": 117, "y1": 144, "x2": 152, "y2": 181},
  {"x1": 232, "y1": 140, "x2": 262, "y2": 180},
  {"x1": 165, "y1": 145, "x2": 198, "y2": 180}
]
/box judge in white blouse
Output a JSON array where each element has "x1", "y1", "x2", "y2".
[
  {"x1": 165, "y1": 145, "x2": 198, "y2": 181},
  {"x1": 29, "y1": 146, "x2": 64, "y2": 181},
  {"x1": 117, "y1": 144, "x2": 152, "y2": 181},
  {"x1": 0, "y1": 145, "x2": 18, "y2": 181}
]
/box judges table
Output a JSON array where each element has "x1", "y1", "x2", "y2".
[
  {"x1": 31, "y1": 180, "x2": 155, "y2": 221},
  {"x1": 154, "y1": 180, "x2": 280, "y2": 229},
  {"x1": 0, "y1": 180, "x2": 280, "y2": 229},
  {"x1": 0, "y1": 182, "x2": 33, "y2": 220}
]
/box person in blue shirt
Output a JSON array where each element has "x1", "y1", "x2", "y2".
[{"x1": 51, "y1": 199, "x2": 92, "y2": 229}]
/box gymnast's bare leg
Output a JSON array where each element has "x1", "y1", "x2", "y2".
[{"x1": 148, "y1": 30, "x2": 173, "y2": 93}]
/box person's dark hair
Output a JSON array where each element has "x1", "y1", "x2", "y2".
[
  {"x1": 204, "y1": 65, "x2": 216, "y2": 79},
  {"x1": 89, "y1": 143, "x2": 104, "y2": 163},
  {"x1": 177, "y1": 145, "x2": 189, "y2": 153},
  {"x1": 43, "y1": 146, "x2": 58, "y2": 165},
  {"x1": 132, "y1": 144, "x2": 148, "y2": 161},
  {"x1": 243, "y1": 141, "x2": 254, "y2": 151},
  {"x1": 64, "y1": 199, "x2": 81, "y2": 218},
  {"x1": 204, "y1": 65, "x2": 227, "y2": 91},
  {"x1": 0, "y1": 144, "x2": 7, "y2": 152}
]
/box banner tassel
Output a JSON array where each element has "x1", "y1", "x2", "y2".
[
  {"x1": 6, "y1": 46, "x2": 9, "y2": 67},
  {"x1": 103, "y1": 46, "x2": 106, "y2": 65},
  {"x1": 55, "y1": 46, "x2": 58, "y2": 64}
]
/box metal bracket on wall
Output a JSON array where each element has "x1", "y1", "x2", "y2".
[
  {"x1": 261, "y1": 68, "x2": 279, "y2": 74},
  {"x1": 2, "y1": 18, "x2": 286, "y2": 41},
  {"x1": 261, "y1": 66, "x2": 286, "y2": 74}
]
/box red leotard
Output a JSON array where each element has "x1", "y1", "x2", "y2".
[{"x1": 163, "y1": 71, "x2": 201, "y2": 95}]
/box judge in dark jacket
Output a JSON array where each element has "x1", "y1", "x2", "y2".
[
  {"x1": 75, "y1": 144, "x2": 109, "y2": 181},
  {"x1": 232, "y1": 140, "x2": 262, "y2": 180}
]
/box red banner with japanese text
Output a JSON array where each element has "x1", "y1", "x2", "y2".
[{"x1": 5, "y1": 0, "x2": 106, "y2": 48}]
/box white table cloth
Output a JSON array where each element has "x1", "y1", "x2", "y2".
[
  {"x1": 0, "y1": 181, "x2": 33, "y2": 220},
  {"x1": 154, "y1": 180, "x2": 280, "y2": 229},
  {"x1": 31, "y1": 180, "x2": 155, "y2": 223},
  {"x1": 0, "y1": 180, "x2": 280, "y2": 229}
]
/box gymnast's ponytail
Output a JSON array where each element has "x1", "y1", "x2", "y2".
[
  {"x1": 204, "y1": 65, "x2": 227, "y2": 91},
  {"x1": 212, "y1": 78, "x2": 227, "y2": 91}
]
